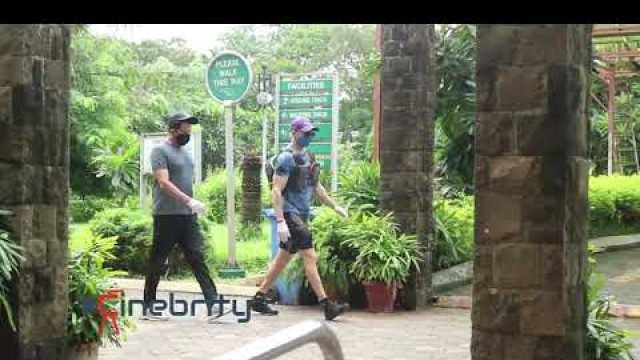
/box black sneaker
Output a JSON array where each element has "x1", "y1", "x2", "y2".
[
  {"x1": 251, "y1": 293, "x2": 278, "y2": 315},
  {"x1": 322, "y1": 300, "x2": 350, "y2": 321}
]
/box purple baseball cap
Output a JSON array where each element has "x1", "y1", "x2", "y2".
[{"x1": 290, "y1": 116, "x2": 318, "y2": 133}]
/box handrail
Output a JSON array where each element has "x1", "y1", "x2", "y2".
[{"x1": 213, "y1": 320, "x2": 344, "y2": 360}]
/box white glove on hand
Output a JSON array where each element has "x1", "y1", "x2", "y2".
[
  {"x1": 187, "y1": 198, "x2": 207, "y2": 215},
  {"x1": 334, "y1": 205, "x2": 348, "y2": 218},
  {"x1": 277, "y1": 220, "x2": 291, "y2": 243}
]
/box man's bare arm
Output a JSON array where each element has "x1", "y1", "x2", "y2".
[
  {"x1": 155, "y1": 169, "x2": 191, "y2": 205},
  {"x1": 272, "y1": 174, "x2": 289, "y2": 222},
  {"x1": 315, "y1": 182, "x2": 337, "y2": 210}
]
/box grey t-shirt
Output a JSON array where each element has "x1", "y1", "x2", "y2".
[{"x1": 150, "y1": 141, "x2": 194, "y2": 215}]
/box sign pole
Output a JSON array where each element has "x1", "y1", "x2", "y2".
[
  {"x1": 331, "y1": 72, "x2": 339, "y2": 195},
  {"x1": 224, "y1": 100, "x2": 236, "y2": 267},
  {"x1": 139, "y1": 136, "x2": 145, "y2": 210},
  {"x1": 205, "y1": 50, "x2": 252, "y2": 279},
  {"x1": 261, "y1": 108, "x2": 268, "y2": 180}
]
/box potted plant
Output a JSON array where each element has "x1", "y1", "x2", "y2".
[
  {"x1": 345, "y1": 212, "x2": 423, "y2": 313},
  {"x1": 67, "y1": 234, "x2": 135, "y2": 360},
  {"x1": 283, "y1": 208, "x2": 356, "y2": 304}
]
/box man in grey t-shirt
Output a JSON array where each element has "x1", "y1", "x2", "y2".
[{"x1": 142, "y1": 112, "x2": 219, "y2": 321}]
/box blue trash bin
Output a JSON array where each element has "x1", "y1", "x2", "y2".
[{"x1": 261, "y1": 208, "x2": 302, "y2": 305}]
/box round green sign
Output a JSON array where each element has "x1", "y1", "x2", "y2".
[{"x1": 205, "y1": 51, "x2": 252, "y2": 103}]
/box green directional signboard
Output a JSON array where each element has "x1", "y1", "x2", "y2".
[{"x1": 276, "y1": 74, "x2": 339, "y2": 193}]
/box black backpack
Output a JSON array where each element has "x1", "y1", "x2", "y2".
[{"x1": 266, "y1": 148, "x2": 320, "y2": 191}]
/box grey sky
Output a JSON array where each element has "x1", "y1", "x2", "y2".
[{"x1": 89, "y1": 24, "x2": 255, "y2": 54}]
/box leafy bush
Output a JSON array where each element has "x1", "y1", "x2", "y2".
[
  {"x1": 337, "y1": 160, "x2": 380, "y2": 212},
  {"x1": 69, "y1": 195, "x2": 115, "y2": 223},
  {"x1": 586, "y1": 245, "x2": 638, "y2": 360},
  {"x1": 67, "y1": 233, "x2": 134, "y2": 347},
  {"x1": 433, "y1": 195, "x2": 474, "y2": 271},
  {"x1": 590, "y1": 175, "x2": 640, "y2": 237},
  {"x1": 347, "y1": 212, "x2": 423, "y2": 286},
  {"x1": 284, "y1": 207, "x2": 358, "y2": 301},
  {"x1": 89, "y1": 208, "x2": 152, "y2": 275},
  {"x1": 195, "y1": 168, "x2": 242, "y2": 224},
  {"x1": 89, "y1": 208, "x2": 212, "y2": 276},
  {"x1": 236, "y1": 222, "x2": 264, "y2": 243},
  {"x1": 285, "y1": 206, "x2": 423, "y2": 300}
]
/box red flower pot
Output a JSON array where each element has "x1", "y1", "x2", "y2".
[{"x1": 363, "y1": 281, "x2": 397, "y2": 313}]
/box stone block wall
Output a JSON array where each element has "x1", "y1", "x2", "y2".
[
  {"x1": 0, "y1": 24, "x2": 70, "y2": 360},
  {"x1": 472, "y1": 24, "x2": 592, "y2": 360}
]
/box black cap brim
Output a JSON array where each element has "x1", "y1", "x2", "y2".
[{"x1": 168, "y1": 114, "x2": 200, "y2": 128}]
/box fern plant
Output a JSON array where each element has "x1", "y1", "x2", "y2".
[
  {"x1": 0, "y1": 210, "x2": 23, "y2": 332},
  {"x1": 586, "y1": 244, "x2": 637, "y2": 360}
]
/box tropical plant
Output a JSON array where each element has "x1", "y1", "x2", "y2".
[
  {"x1": 434, "y1": 24, "x2": 476, "y2": 191},
  {"x1": 283, "y1": 208, "x2": 355, "y2": 299},
  {"x1": 432, "y1": 196, "x2": 474, "y2": 271},
  {"x1": 336, "y1": 160, "x2": 380, "y2": 213},
  {"x1": 67, "y1": 234, "x2": 135, "y2": 348},
  {"x1": 586, "y1": 244, "x2": 637, "y2": 360},
  {"x1": 0, "y1": 210, "x2": 23, "y2": 332},
  {"x1": 346, "y1": 212, "x2": 423, "y2": 286}
]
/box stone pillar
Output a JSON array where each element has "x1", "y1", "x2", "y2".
[
  {"x1": 0, "y1": 25, "x2": 71, "y2": 360},
  {"x1": 380, "y1": 24, "x2": 436, "y2": 310},
  {"x1": 472, "y1": 25, "x2": 591, "y2": 359}
]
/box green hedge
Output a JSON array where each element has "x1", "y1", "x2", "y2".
[
  {"x1": 195, "y1": 168, "x2": 271, "y2": 224},
  {"x1": 69, "y1": 196, "x2": 115, "y2": 223},
  {"x1": 89, "y1": 208, "x2": 213, "y2": 276},
  {"x1": 589, "y1": 175, "x2": 640, "y2": 237},
  {"x1": 433, "y1": 195, "x2": 474, "y2": 271}
]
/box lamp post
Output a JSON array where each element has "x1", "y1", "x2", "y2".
[{"x1": 256, "y1": 65, "x2": 274, "y2": 179}]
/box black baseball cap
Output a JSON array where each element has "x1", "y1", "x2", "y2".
[{"x1": 167, "y1": 112, "x2": 200, "y2": 129}]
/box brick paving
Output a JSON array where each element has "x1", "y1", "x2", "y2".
[
  {"x1": 98, "y1": 290, "x2": 471, "y2": 360},
  {"x1": 98, "y1": 286, "x2": 640, "y2": 359}
]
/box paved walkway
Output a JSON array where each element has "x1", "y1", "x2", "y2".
[{"x1": 99, "y1": 290, "x2": 471, "y2": 360}]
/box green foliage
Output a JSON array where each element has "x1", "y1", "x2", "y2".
[
  {"x1": 347, "y1": 211, "x2": 423, "y2": 285},
  {"x1": 586, "y1": 246, "x2": 637, "y2": 360},
  {"x1": 89, "y1": 207, "x2": 212, "y2": 276},
  {"x1": 195, "y1": 168, "x2": 242, "y2": 224},
  {"x1": 236, "y1": 222, "x2": 264, "y2": 243},
  {"x1": 285, "y1": 207, "x2": 423, "y2": 299},
  {"x1": 207, "y1": 222, "x2": 270, "y2": 276},
  {"x1": 67, "y1": 233, "x2": 134, "y2": 347},
  {"x1": 0, "y1": 212, "x2": 24, "y2": 332},
  {"x1": 69, "y1": 195, "x2": 115, "y2": 223},
  {"x1": 434, "y1": 24, "x2": 476, "y2": 190},
  {"x1": 89, "y1": 208, "x2": 151, "y2": 275},
  {"x1": 433, "y1": 196, "x2": 474, "y2": 271},
  {"x1": 589, "y1": 175, "x2": 640, "y2": 237},
  {"x1": 309, "y1": 208, "x2": 359, "y2": 297},
  {"x1": 337, "y1": 160, "x2": 380, "y2": 212}
]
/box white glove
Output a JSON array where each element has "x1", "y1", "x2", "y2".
[
  {"x1": 277, "y1": 220, "x2": 291, "y2": 243},
  {"x1": 334, "y1": 205, "x2": 348, "y2": 218},
  {"x1": 187, "y1": 198, "x2": 207, "y2": 215}
]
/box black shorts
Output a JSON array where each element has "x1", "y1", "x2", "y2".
[{"x1": 279, "y1": 212, "x2": 313, "y2": 254}]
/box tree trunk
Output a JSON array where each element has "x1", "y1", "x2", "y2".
[{"x1": 241, "y1": 154, "x2": 263, "y2": 225}]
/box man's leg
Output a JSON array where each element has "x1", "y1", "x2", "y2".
[
  {"x1": 179, "y1": 215, "x2": 219, "y2": 314},
  {"x1": 290, "y1": 213, "x2": 349, "y2": 321},
  {"x1": 251, "y1": 248, "x2": 293, "y2": 315},
  {"x1": 298, "y1": 248, "x2": 327, "y2": 300},
  {"x1": 143, "y1": 215, "x2": 178, "y2": 319},
  {"x1": 258, "y1": 248, "x2": 294, "y2": 294}
]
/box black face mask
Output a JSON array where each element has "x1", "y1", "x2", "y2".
[{"x1": 176, "y1": 133, "x2": 190, "y2": 146}]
